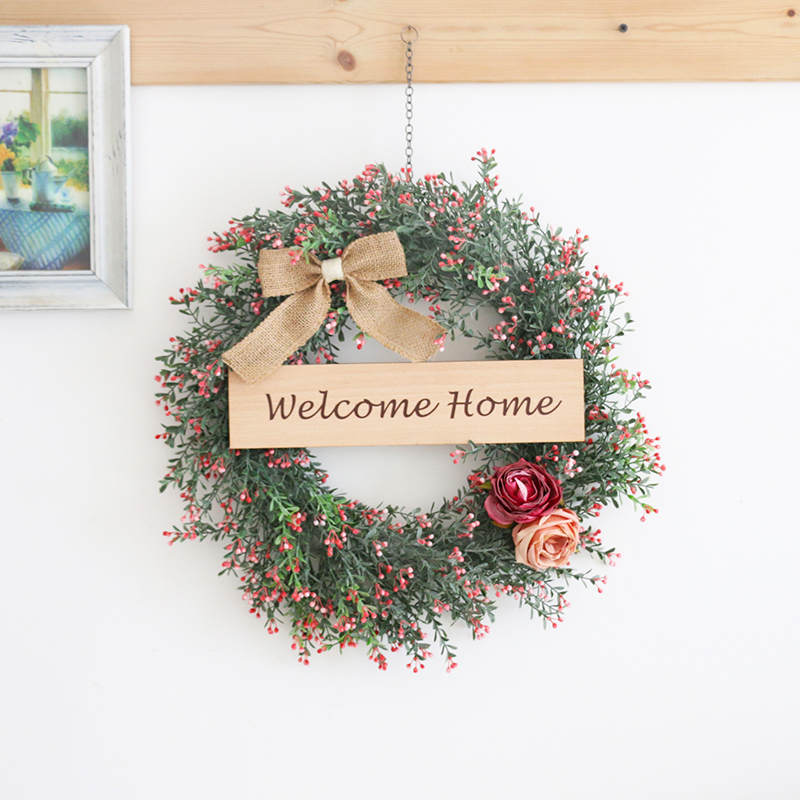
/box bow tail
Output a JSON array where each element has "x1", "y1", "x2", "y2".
[
  {"x1": 346, "y1": 279, "x2": 446, "y2": 363},
  {"x1": 222, "y1": 281, "x2": 331, "y2": 385}
]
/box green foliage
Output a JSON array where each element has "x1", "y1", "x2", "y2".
[
  {"x1": 156, "y1": 152, "x2": 663, "y2": 670},
  {"x1": 51, "y1": 112, "x2": 88, "y2": 149},
  {"x1": 56, "y1": 156, "x2": 89, "y2": 191},
  {"x1": 10, "y1": 155, "x2": 33, "y2": 185},
  {"x1": 14, "y1": 114, "x2": 39, "y2": 150}
]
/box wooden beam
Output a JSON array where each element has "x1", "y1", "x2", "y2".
[{"x1": 3, "y1": 1, "x2": 800, "y2": 84}]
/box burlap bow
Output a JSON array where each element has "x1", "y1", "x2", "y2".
[{"x1": 222, "y1": 231, "x2": 446, "y2": 385}]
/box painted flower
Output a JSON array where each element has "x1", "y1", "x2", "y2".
[
  {"x1": 0, "y1": 142, "x2": 15, "y2": 171},
  {"x1": 484, "y1": 459, "x2": 562, "y2": 526},
  {"x1": 513, "y1": 508, "x2": 581, "y2": 570},
  {"x1": 0, "y1": 121, "x2": 18, "y2": 147}
]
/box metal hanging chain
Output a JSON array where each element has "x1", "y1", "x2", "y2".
[{"x1": 401, "y1": 26, "x2": 418, "y2": 180}]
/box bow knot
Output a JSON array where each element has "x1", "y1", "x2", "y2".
[
  {"x1": 222, "y1": 231, "x2": 445, "y2": 385},
  {"x1": 320, "y1": 256, "x2": 344, "y2": 284}
]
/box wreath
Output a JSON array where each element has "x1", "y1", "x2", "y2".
[{"x1": 156, "y1": 150, "x2": 663, "y2": 671}]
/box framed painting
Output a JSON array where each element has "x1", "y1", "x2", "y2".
[{"x1": 0, "y1": 25, "x2": 130, "y2": 309}]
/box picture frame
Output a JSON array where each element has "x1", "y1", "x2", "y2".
[{"x1": 0, "y1": 25, "x2": 130, "y2": 309}]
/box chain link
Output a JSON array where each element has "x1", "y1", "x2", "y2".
[{"x1": 401, "y1": 27, "x2": 418, "y2": 180}]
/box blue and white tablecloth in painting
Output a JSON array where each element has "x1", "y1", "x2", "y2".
[{"x1": 0, "y1": 190, "x2": 90, "y2": 271}]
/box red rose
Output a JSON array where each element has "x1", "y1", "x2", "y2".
[{"x1": 484, "y1": 459, "x2": 562, "y2": 527}]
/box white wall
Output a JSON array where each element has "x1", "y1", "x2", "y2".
[{"x1": 1, "y1": 81, "x2": 799, "y2": 799}]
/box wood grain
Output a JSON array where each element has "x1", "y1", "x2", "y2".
[
  {"x1": 3, "y1": 1, "x2": 800, "y2": 84},
  {"x1": 228, "y1": 360, "x2": 585, "y2": 449}
]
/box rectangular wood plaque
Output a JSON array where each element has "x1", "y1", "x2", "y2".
[
  {"x1": 228, "y1": 360, "x2": 584, "y2": 449},
  {"x1": 5, "y1": 1, "x2": 800, "y2": 84}
]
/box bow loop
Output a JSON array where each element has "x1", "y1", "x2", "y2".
[
  {"x1": 339, "y1": 231, "x2": 409, "y2": 282},
  {"x1": 258, "y1": 248, "x2": 321, "y2": 297},
  {"x1": 222, "y1": 231, "x2": 445, "y2": 385}
]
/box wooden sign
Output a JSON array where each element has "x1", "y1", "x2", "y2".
[
  {"x1": 228, "y1": 360, "x2": 584, "y2": 448},
  {"x1": 6, "y1": 1, "x2": 800, "y2": 84}
]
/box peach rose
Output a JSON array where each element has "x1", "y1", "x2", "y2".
[{"x1": 512, "y1": 508, "x2": 581, "y2": 570}]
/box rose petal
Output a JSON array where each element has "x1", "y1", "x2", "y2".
[
  {"x1": 515, "y1": 533, "x2": 535, "y2": 565},
  {"x1": 488, "y1": 459, "x2": 564, "y2": 524},
  {"x1": 485, "y1": 495, "x2": 515, "y2": 527}
]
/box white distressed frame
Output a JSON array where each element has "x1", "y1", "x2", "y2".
[{"x1": 0, "y1": 26, "x2": 130, "y2": 309}]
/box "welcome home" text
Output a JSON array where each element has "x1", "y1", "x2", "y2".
[{"x1": 263, "y1": 388, "x2": 562, "y2": 422}]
